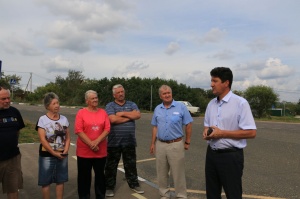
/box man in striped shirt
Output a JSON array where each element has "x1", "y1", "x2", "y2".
[{"x1": 105, "y1": 84, "x2": 144, "y2": 197}]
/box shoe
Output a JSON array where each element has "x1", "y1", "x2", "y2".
[
  {"x1": 131, "y1": 186, "x2": 144, "y2": 194},
  {"x1": 106, "y1": 189, "x2": 114, "y2": 197}
]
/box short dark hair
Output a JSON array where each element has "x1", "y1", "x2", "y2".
[
  {"x1": 43, "y1": 92, "x2": 59, "y2": 109},
  {"x1": 210, "y1": 67, "x2": 233, "y2": 89}
]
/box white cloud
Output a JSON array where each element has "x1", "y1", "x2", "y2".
[
  {"x1": 165, "y1": 42, "x2": 180, "y2": 55},
  {"x1": 258, "y1": 58, "x2": 294, "y2": 79},
  {"x1": 199, "y1": 28, "x2": 226, "y2": 44},
  {"x1": 41, "y1": 56, "x2": 83, "y2": 73},
  {"x1": 37, "y1": 0, "x2": 137, "y2": 52},
  {"x1": 112, "y1": 61, "x2": 149, "y2": 78},
  {"x1": 248, "y1": 38, "x2": 269, "y2": 53},
  {"x1": 211, "y1": 49, "x2": 234, "y2": 60},
  {"x1": 1, "y1": 0, "x2": 300, "y2": 102},
  {"x1": 1, "y1": 35, "x2": 43, "y2": 56}
]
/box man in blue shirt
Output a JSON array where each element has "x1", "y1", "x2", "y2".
[
  {"x1": 150, "y1": 85, "x2": 193, "y2": 199},
  {"x1": 203, "y1": 67, "x2": 256, "y2": 199}
]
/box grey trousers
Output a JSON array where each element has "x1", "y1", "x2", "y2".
[{"x1": 155, "y1": 139, "x2": 187, "y2": 198}]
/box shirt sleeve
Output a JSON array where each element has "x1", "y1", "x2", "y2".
[{"x1": 75, "y1": 109, "x2": 84, "y2": 134}]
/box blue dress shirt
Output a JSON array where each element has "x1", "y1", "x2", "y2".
[
  {"x1": 151, "y1": 100, "x2": 193, "y2": 141},
  {"x1": 204, "y1": 91, "x2": 256, "y2": 149}
]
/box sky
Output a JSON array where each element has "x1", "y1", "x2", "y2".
[{"x1": 1, "y1": 0, "x2": 300, "y2": 102}]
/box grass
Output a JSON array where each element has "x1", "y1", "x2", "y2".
[
  {"x1": 255, "y1": 116, "x2": 300, "y2": 123},
  {"x1": 19, "y1": 120, "x2": 40, "y2": 143}
]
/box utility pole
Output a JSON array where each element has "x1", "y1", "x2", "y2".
[
  {"x1": 150, "y1": 85, "x2": 153, "y2": 111},
  {"x1": 24, "y1": 72, "x2": 33, "y2": 93},
  {"x1": 30, "y1": 72, "x2": 32, "y2": 92}
]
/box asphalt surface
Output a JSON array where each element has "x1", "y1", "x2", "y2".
[{"x1": 2, "y1": 103, "x2": 300, "y2": 199}]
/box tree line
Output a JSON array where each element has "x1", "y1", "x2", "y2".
[{"x1": 2, "y1": 70, "x2": 300, "y2": 118}]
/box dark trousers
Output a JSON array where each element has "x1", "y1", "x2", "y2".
[
  {"x1": 105, "y1": 146, "x2": 139, "y2": 189},
  {"x1": 77, "y1": 156, "x2": 107, "y2": 199},
  {"x1": 205, "y1": 146, "x2": 244, "y2": 199}
]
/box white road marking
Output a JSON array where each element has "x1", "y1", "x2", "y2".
[
  {"x1": 132, "y1": 193, "x2": 147, "y2": 199},
  {"x1": 49, "y1": 145, "x2": 286, "y2": 199}
]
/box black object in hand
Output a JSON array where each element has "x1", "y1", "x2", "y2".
[
  {"x1": 207, "y1": 127, "x2": 213, "y2": 136},
  {"x1": 61, "y1": 153, "x2": 68, "y2": 156}
]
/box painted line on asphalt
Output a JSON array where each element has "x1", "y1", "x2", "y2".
[
  {"x1": 63, "y1": 145, "x2": 287, "y2": 199},
  {"x1": 132, "y1": 193, "x2": 147, "y2": 199},
  {"x1": 117, "y1": 168, "x2": 146, "y2": 182},
  {"x1": 118, "y1": 158, "x2": 156, "y2": 167}
]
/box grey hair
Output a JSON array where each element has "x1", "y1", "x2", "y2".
[
  {"x1": 0, "y1": 86, "x2": 11, "y2": 95},
  {"x1": 112, "y1": 84, "x2": 124, "y2": 94},
  {"x1": 159, "y1": 85, "x2": 172, "y2": 95},
  {"x1": 85, "y1": 90, "x2": 98, "y2": 100},
  {"x1": 43, "y1": 92, "x2": 59, "y2": 109}
]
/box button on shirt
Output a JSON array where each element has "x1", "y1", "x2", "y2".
[
  {"x1": 204, "y1": 91, "x2": 256, "y2": 149},
  {"x1": 151, "y1": 100, "x2": 193, "y2": 141}
]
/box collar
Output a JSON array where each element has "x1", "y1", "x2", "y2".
[
  {"x1": 214, "y1": 90, "x2": 232, "y2": 104},
  {"x1": 159, "y1": 99, "x2": 175, "y2": 109}
]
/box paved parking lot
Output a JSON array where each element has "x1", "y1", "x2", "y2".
[{"x1": 4, "y1": 103, "x2": 300, "y2": 199}]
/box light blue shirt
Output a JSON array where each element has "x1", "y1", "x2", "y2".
[
  {"x1": 204, "y1": 91, "x2": 256, "y2": 149},
  {"x1": 151, "y1": 100, "x2": 193, "y2": 141}
]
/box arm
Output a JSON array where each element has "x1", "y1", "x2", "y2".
[
  {"x1": 109, "y1": 110, "x2": 141, "y2": 124},
  {"x1": 38, "y1": 128, "x2": 64, "y2": 159},
  {"x1": 90, "y1": 130, "x2": 109, "y2": 148},
  {"x1": 116, "y1": 110, "x2": 141, "y2": 120},
  {"x1": 204, "y1": 125, "x2": 256, "y2": 140},
  {"x1": 150, "y1": 126, "x2": 157, "y2": 155},
  {"x1": 76, "y1": 132, "x2": 99, "y2": 151},
  {"x1": 63, "y1": 127, "x2": 71, "y2": 154},
  {"x1": 184, "y1": 123, "x2": 192, "y2": 150}
]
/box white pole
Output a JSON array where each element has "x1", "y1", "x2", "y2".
[{"x1": 150, "y1": 85, "x2": 152, "y2": 111}]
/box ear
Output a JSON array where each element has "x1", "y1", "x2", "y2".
[{"x1": 224, "y1": 80, "x2": 230, "y2": 88}]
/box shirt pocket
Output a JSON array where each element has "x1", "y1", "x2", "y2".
[{"x1": 171, "y1": 112, "x2": 181, "y2": 123}]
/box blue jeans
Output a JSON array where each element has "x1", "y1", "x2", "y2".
[{"x1": 38, "y1": 156, "x2": 68, "y2": 186}]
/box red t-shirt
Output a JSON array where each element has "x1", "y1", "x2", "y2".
[{"x1": 75, "y1": 108, "x2": 110, "y2": 158}]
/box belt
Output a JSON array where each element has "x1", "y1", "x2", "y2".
[
  {"x1": 209, "y1": 146, "x2": 242, "y2": 153},
  {"x1": 158, "y1": 137, "x2": 182, "y2": 144}
]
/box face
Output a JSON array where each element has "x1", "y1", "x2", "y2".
[
  {"x1": 211, "y1": 76, "x2": 229, "y2": 97},
  {"x1": 113, "y1": 87, "x2": 125, "y2": 102},
  {"x1": 0, "y1": 89, "x2": 11, "y2": 110},
  {"x1": 159, "y1": 88, "x2": 173, "y2": 104},
  {"x1": 86, "y1": 93, "x2": 98, "y2": 107},
  {"x1": 55, "y1": 123, "x2": 59, "y2": 130},
  {"x1": 47, "y1": 98, "x2": 60, "y2": 114}
]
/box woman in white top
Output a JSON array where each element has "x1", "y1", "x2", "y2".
[{"x1": 36, "y1": 92, "x2": 71, "y2": 199}]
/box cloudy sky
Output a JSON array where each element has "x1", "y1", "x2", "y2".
[{"x1": 1, "y1": 0, "x2": 300, "y2": 102}]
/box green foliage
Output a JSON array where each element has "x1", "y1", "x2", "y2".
[
  {"x1": 244, "y1": 85, "x2": 279, "y2": 118},
  {"x1": 0, "y1": 79, "x2": 10, "y2": 88},
  {"x1": 19, "y1": 120, "x2": 39, "y2": 143},
  {"x1": 21, "y1": 70, "x2": 299, "y2": 118},
  {"x1": 24, "y1": 71, "x2": 213, "y2": 112}
]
